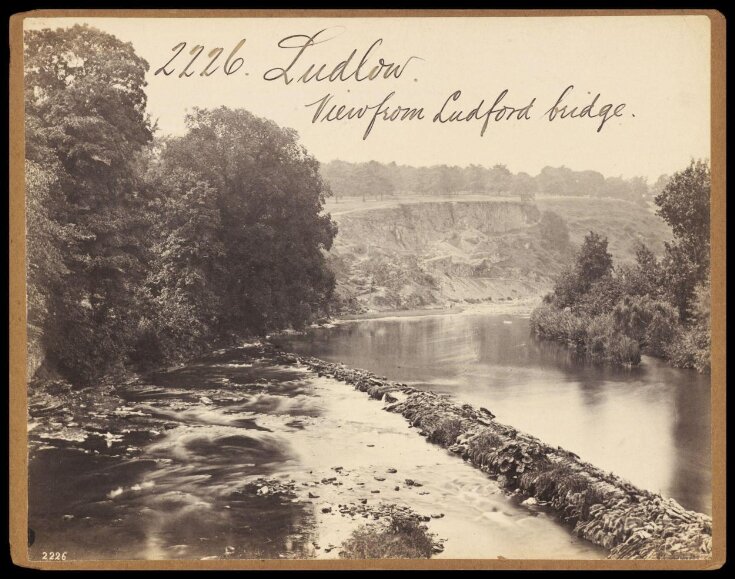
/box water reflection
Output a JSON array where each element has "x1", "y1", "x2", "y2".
[{"x1": 277, "y1": 312, "x2": 711, "y2": 515}]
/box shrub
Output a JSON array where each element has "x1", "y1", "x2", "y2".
[
  {"x1": 531, "y1": 305, "x2": 588, "y2": 349},
  {"x1": 605, "y1": 333, "x2": 641, "y2": 366},
  {"x1": 612, "y1": 295, "x2": 679, "y2": 357},
  {"x1": 643, "y1": 301, "x2": 680, "y2": 357},
  {"x1": 533, "y1": 462, "x2": 589, "y2": 502},
  {"x1": 575, "y1": 275, "x2": 624, "y2": 318},
  {"x1": 340, "y1": 513, "x2": 435, "y2": 559},
  {"x1": 666, "y1": 320, "x2": 711, "y2": 373},
  {"x1": 428, "y1": 417, "x2": 463, "y2": 446},
  {"x1": 583, "y1": 313, "x2": 615, "y2": 357}
]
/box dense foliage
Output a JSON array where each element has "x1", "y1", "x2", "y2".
[
  {"x1": 25, "y1": 26, "x2": 336, "y2": 385},
  {"x1": 340, "y1": 513, "x2": 436, "y2": 559},
  {"x1": 322, "y1": 160, "x2": 654, "y2": 204},
  {"x1": 531, "y1": 160, "x2": 711, "y2": 372}
]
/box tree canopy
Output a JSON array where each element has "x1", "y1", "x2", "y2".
[{"x1": 25, "y1": 26, "x2": 337, "y2": 384}]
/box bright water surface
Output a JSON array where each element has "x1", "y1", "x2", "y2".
[{"x1": 276, "y1": 311, "x2": 712, "y2": 515}]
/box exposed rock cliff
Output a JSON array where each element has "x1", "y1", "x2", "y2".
[{"x1": 327, "y1": 197, "x2": 671, "y2": 314}]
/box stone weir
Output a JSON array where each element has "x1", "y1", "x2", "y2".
[{"x1": 272, "y1": 348, "x2": 712, "y2": 560}]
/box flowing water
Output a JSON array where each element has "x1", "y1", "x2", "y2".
[
  {"x1": 276, "y1": 310, "x2": 712, "y2": 516},
  {"x1": 27, "y1": 310, "x2": 709, "y2": 561}
]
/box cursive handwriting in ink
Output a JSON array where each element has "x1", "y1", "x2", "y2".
[
  {"x1": 305, "y1": 92, "x2": 425, "y2": 140},
  {"x1": 264, "y1": 29, "x2": 422, "y2": 85},
  {"x1": 433, "y1": 90, "x2": 535, "y2": 136},
  {"x1": 545, "y1": 85, "x2": 627, "y2": 132}
]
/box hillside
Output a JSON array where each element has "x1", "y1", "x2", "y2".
[{"x1": 325, "y1": 196, "x2": 672, "y2": 314}]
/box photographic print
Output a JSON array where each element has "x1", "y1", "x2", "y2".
[{"x1": 9, "y1": 9, "x2": 725, "y2": 570}]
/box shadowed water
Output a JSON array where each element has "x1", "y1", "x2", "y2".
[{"x1": 276, "y1": 312, "x2": 712, "y2": 515}]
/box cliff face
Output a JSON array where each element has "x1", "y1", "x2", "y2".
[
  {"x1": 326, "y1": 198, "x2": 671, "y2": 313},
  {"x1": 335, "y1": 201, "x2": 540, "y2": 250}
]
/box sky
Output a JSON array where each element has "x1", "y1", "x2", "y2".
[{"x1": 25, "y1": 15, "x2": 711, "y2": 180}]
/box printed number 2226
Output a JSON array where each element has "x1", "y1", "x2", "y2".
[{"x1": 42, "y1": 552, "x2": 67, "y2": 561}]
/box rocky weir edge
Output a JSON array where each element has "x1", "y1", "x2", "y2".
[{"x1": 271, "y1": 347, "x2": 712, "y2": 560}]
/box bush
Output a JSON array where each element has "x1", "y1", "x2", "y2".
[
  {"x1": 575, "y1": 276, "x2": 624, "y2": 318},
  {"x1": 531, "y1": 304, "x2": 587, "y2": 349},
  {"x1": 666, "y1": 320, "x2": 711, "y2": 373},
  {"x1": 532, "y1": 462, "x2": 589, "y2": 502},
  {"x1": 611, "y1": 295, "x2": 679, "y2": 357},
  {"x1": 605, "y1": 333, "x2": 641, "y2": 366},
  {"x1": 642, "y1": 301, "x2": 680, "y2": 357},
  {"x1": 583, "y1": 313, "x2": 615, "y2": 357},
  {"x1": 428, "y1": 417, "x2": 463, "y2": 446},
  {"x1": 340, "y1": 513, "x2": 435, "y2": 559}
]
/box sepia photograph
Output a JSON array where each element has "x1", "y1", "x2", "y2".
[{"x1": 9, "y1": 10, "x2": 725, "y2": 569}]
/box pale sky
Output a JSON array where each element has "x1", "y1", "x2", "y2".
[{"x1": 25, "y1": 15, "x2": 711, "y2": 180}]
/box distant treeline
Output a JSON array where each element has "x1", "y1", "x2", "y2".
[
  {"x1": 25, "y1": 25, "x2": 337, "y2": 386},
  {"x1": 321, "y1": 160, "x2": 671, "y2": 204}
]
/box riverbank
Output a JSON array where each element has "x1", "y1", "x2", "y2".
[
  {"x1": 275, "y1": 348, "x2": 712, "y2": 560},
  {"x1": 322, "y1": 297, "x2": 541, "y2": 326}
]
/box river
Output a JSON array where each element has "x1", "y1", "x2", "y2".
[
  {"x1": 276, "y1": 310, "x2": 712, "y2": 516},
  {"x1": 27, "y1": 310, "x2": 709, "y2": 561}
]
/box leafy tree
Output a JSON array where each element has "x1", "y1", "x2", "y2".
[
  {"x1": 137, "y1": 164, "x2": 225, "y2": 363},
  {"x1": 575, "y1": 275, "x2": 624, "y2": 317},
  {"x1": 25, "y1": 159, "x2": 74, "y2": 377},
  {"x1": 575, "y1": 231, "x2": 613, "y2": 290},
  {"x1": 655, "y1": 159, "x2": 710, "y2": 320},
  {"x1": 612, "y1": 295, "x2": 678, "y2": 356},
  {"x1": 486, "y1": 164, "x2": 512, "y2": 194},
  {"x1": 161, "y1": 107, "x2": 337, "y2": 334},
  {"x1": 655, "y1": 160, "x2": 710, "y2": 259},
  {"x1": 576, "y1": 170, "x2": 605, "y2": 197},
  {"x1": 537, "y1": 166, "x2": 573, "y2": 195},
  {"x1": 538, "y1": 210, "x2": 569, "y2": 251},
  {"x1": 25, "y1": 24, "x2": 153, "y2": 383},
  {"x1": 616, "y1": 243, "x2": 664, "y2": 300},
  {"x1": 650, "y1": 174, "x2": 671, "y2": 198},
  {"x1": 426, "y1": 165, "x2": 462, "y2": 196},
  {"x1": 466, "y1": 164, "x2": 487, "y2": 194},
  {"x1": 510, "y1": 171, "x2": 537, "y2": 202}
]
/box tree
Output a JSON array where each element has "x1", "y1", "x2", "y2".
[
  {"x1": 138, "y1": 163, "x2": 225, "y2": 363},
  {"x1": 627, "y1": 176, "x2": 650, "y2": 206},
  {"x1": 25, "y1": 159, "x2": 74, "y2": 377},
  {"x1": 25, "y1": 24, "x2": 153, "y2": 383},
  {"x1": 510, "y1": 171, "x2": 538, "y2": 202},
  {"x1": 466, "y1": 164, "x2": 487, "y2": 194},
  {"x1": 538, "y1": 210, "x2": 569, "y2": 251},
  {"x1": 616, "y1": 243, "x2": 664, "y2": 300},
  {"x1": 650, "y1": 174, "x2": 671, "y2": 198},
  {"x1": 654, "y1": 160, "x2": 710, "y2": 321},
  {"x1": 576, "y1": 170, "x2": 605, "y2": 197},
  {"x1": 487, "y1": 164, "x2": 513, "y2": 194},
  {"x1": 160, "y1": 107, "x2": 338, "y2": 334},
  {"x1": 575, "y1": 231, "x2": 613, "y2": 290},
  {"x1": 536, "y1": 166, "x2": 575, "y2": 195},
  {"x1": 655, "y1": 159, "x2": 711, "y2": 277}
]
